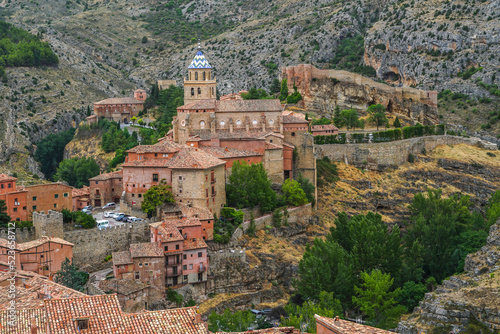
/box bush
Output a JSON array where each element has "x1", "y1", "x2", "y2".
[
  {"x1": 272, "y1": 208, "x2": 283, "y2": 228},
  {"x1": 166, "y1": 289, "x2": 183, "y2": 305},
  {"x1": 408, "y1": 153, "x2": 415, "y2": 163}
]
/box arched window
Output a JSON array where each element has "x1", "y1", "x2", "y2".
[
  {"x1": 200, "y1": 121, "x2": 205, "y2": 129},
  {"x1": 220, "y1": 120, "x2": 225, "y2": 127},
  {"x1": 191, "y1": 88, "x2": 195, "y2": 96},
  {"x1": 236, "y1": 120, "x2": 242, "y2": 127},
  {"x1": 203, "y1": 72, "x2": 206, "y2": 81},
  {"x1": 252, "y1": 119, "x2": 258, "y2": 127},
  {"x1": 198, "y1": 88, "x2": 201, "y2": 95},
  {"x1": 189, "y1": 72, "x2": 192, "y2": 80},
  {"x1": 195, "y1": 72, "x2": 198, "y2": 80}
]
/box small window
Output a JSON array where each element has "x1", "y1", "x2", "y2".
[
  {"x1": 135, "y1": 272, "x2": 140, "y2": 280},
  {"x1": 183, "y1": 265, "x2": 187, "y2": 270},
  {"x1": 176, "y1": 244, "x2": 180, "y2": 250},
  {"x1": 198, "y1": 87, "x2": 201, "y2": 94},
  {"x1": 32, "y1": 196, "x2": 37, "y2": 201},
  {"x1": 291, "y1": 132, "x2": 296, "y2": 137},
  {"x1": 23, "y1": 206, "x2": 26, "y2": 211},
  {"x1": 189, "y1": 264, "x2": 193, "y2": 270},
  {"x1": 13, "y1": 208, "x2": 17, "y2": 212},
  {"x1": 139, "y1": 263, "x2": 143, "y2": 267},
  {"x1": 138, "y1": 194, "x2": 142, "y2": 198},
  {"x1": 32, "y1": 206, "x2": 37, "y2": 211},
  {"x1": 0, "y1": 184, "x2": 3, "y2": 189},
  {"x1": 178, "y1": 176, "x2": 182, "y2": 181},
  {"x1": 164, "y1": 246, "x2": 168, "y2": 251},
  {"x1": 183, "y1": 254, "x2": 187, "y2": 260},
  {"x1": 7, "y1": 183, "x2": 11, "y2": 188},
  {"x1": 191, "y1": 88, "x2": 194, "y2": 96},
  {"x1": 63, "y1": 193, "x2": 69, "y2": 198},
  {"x1": 55, "y1": 194, "x2": 59, "y2": 199},
  {"x1": 132, "y1": 194, "x2": 135, "y2": 197},
  {"x1": 144, "y1": 263, "x2": 149, "y2": 266},
  {"x1": 155, "y1": 153, "x2": 158, "y2": 157},
  {"x1": 195, "y1": 72, "x2": 198, "y2": 80},
  {"x1": 54, "y1": 204, "x2": 57, "y2": 209},
  {"x1": 184, "y1": 275, "x2": 188, "y2": 280},
  {"x1": 198, "y1": 252, "x2": 202, "y2": 258},
  {"x1": 77, "y1": 319, "x2": 89, "y2": 330},
  {"x1": 95, "y1": 181, "x2": 99, "y2": 185},
  {"x1": 153, "y1": 174, "x2": 159, "y2": 182}
]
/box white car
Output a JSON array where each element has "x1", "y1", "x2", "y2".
[
  {"x1": 102, "y1": 202, "x2": 116, "y2": 209},
  {"x1": 112, "y1": 212, "x2": 124, "y2": 220},
  {"x1": 104, "y1": 212, "x2": 114, "y2": 218}
]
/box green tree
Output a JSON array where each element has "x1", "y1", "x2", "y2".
[
  {"x1": 340, "y1": 109, "x2": 359, "y2": 130},
  {"x1": 241, "y1": 87, "x2": 271, "y2": 100},
  {"x1": 287, "y1": 82, "x2": 302, "y2": 104},
  {"x1": 333, "y1": 106, "x2": 343, "y2": 128},
  {"x1": 74, "y1": 211, "x2": 96, "y2": 229},
  {"x1": 226, "y1": 161, "x2": 276, "y2": 212},
  {"x1": 142, "y1": 183, "x2": 175, "y2": 216},
  {"x1": 486, "y1": 190, "x2": 500, "y2": 226},
  {"x1": 54, "y1": 157, "x2": 100, "y2": 188},
  {"x1": 393, "y1": 117, "x2": 402, "y2": 128},
  {"x1": 279, "y1": 79, "x2": 289, "y2": 101},
  {"x1": 208, "y1": 309, "x2": 256, "y2": 332},
  {"x1": 367, "y1": 104, "x2": 389, "y2": 131},
  {"x1": 54, "y1": 258, "x2": 88, "y2": 291},
  {"x1": 131, "y1": 116, "x2": 137, "y2": 125},
  {"x1": 352, "y1": 270, "x2": 406, "y2": 329},
  {"x1": 35, "y1": 128, "x2": 76, "y2": 179},
  {"x1": 0, "y1": 199, "x2": 11, "y2": 228},
  {"x1": 282, "y1": 291, "x2": 343, "y2": 333},
  {"x1": 296, "y1": 173, "x2": 315, "y2": 204},
  {"x1": 282, "y1": 179, "x2": 308, "y2": 207},
  {"x1": 269, "y1": 78, "x2": 281, "y2": 94},
  {"x1": 397, "y1": 281, "x2": 427, "y2": 312}
]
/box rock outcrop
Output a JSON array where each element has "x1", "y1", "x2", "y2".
[
  {"x1": 398, "y1": 219, "x2": 500, "y2": 334},
  {"x1": 281, "y1": 64, "x2": 438, "y2": 125}
]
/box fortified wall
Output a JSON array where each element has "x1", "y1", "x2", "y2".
[
  {"x1": 315, "y1": 135, "x2": 497, "y2": 167},
  {"x1": 281, "y1": 64, "x2": 439, "y2": 125}
]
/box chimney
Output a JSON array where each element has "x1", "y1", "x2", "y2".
[
  {"x1": 195, "y1": 307, "x2": 202, "y2": 323},
  {"x1": 31, "y1": 318, "x2": 38, "y2": 334}
]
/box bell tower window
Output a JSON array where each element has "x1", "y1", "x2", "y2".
[
  {"x1": 198, "y1": 88, "x2": 201, "y2": 95},
  {"x1": 191, "y1": 88, "x2": 195, "y2": 96},
  {"x1": 203, "y1": 72, "x2": 206, "y2": 81},
  {"x1": 195, "y1": 72, "x2": 198, "y2": 80}
]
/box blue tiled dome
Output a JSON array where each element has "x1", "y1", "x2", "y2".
[{"x1": 188, "y1": 51, "x2": 212, "y2": 69}]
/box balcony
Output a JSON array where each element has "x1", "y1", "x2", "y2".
[
  {"x1": 166, "y1": 268, "x2": 181, "y2": 277},
  {"x1": 163, "y1": 249, "x2": 183, "y2": 255},
  {"x1": 166, "y1": 260, "x2": 182, "y2": 267},
  {"x1": 198, "y1": 264, "x2": 207, "y2": 273}
]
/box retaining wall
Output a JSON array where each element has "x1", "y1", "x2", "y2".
[{"x1": 315, "y1": 135, "x2": 497, "y2": 166}]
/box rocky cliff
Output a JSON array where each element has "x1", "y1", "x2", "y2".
[
  {"x1": 282, "y1": 64, "x2": 439, "y2": 124},
  {"x1": 398, "y1": 219, "x2": 500, "y2": 333}
]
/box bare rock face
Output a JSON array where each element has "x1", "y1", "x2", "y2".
[
  {"x1": 398, "y1": 219, "x2": 500, "y2": 334},
  {"x1": 281, "y1": 64, "x2": 439, "y2": 125}
]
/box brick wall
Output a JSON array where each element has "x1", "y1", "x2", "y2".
[{"x1": 315, "y1": 135, "x2": 497, "y2": 166}]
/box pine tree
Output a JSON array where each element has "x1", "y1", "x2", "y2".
[
  {"x1": 333, "y1": 106, "x2": 343, "y2": 128},
  {"x1": 279, "y1": 79, "x2": 289, "y2": 101},
  {"x1": 393, "y1": 117, "x2": 402, "y2": 128},
  {"x1": 54, "y1": 258, "x2": 87, "y2": 291}
]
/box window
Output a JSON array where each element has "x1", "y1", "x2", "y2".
[
  {"x1": 203, "y1": 72, "x2": 206, "y2": 80},
  {"x1": 198, "y1": 273, "x2": 203, "y2": 281},
  {"x1": 164, "y1": 246, "x2": 168, "y2": 251},
  {"x1": 220, "y1": 120, "x2": 225, "y2": 127},
  {"x1": 206, "y1": 189, "x2": 208, "y2": 197},
  {"x1": 183, "y1": 265, "x2": 187, "y2": 270},
  {"x1": 95, "y1": 181, "x2": 98, "y2": 185},
  {"x1": 55, "y1": 194, "x2": 59, "y2": 199},
  {"x1": 198, "y1": 252, "x2": 202, "y2": 258},
  {"x1": 291, "y1": 132, "x2": 296, "y2": 137},
  {"x1": 198, "y1": 87, "x2": 201, "y2": 94},
  {"x1": 54, "y1": 204, "x2": 57, "y2": 209},
  {"x1": 23, "y1": 206, "x2": 26, "y2": 211},
  {"x1": 138, "y1": 263, "x2": 142, "y2": 267},
  {"x1": 153, "y1": 174, "x2": 159, "y2": 182},
  {"x1": 63, "y1": 193, "x2": 69, "y2": 198},
  {"x1": 269, "y1": 119, "x2": 274, "y2": 125},
  {"x1": 184, "y1": 275, "x2": 188, "y2": 280},
  {"x1": 183, "y1": 254, "x2": 187, "y2": 260},
  {"x1": 191, "y1": 88, "x2": 194, "y2": 96},
  {"x1": 135, "y1": 272, "x2": 140, "y2": 280},
  {"x1": 176, "y1": 244, "x2": 180, "y2": 250},
  {"x1": 144, "y1": 263, "x2": 149, "y2": 266},
  {"x1": 7, "y1": 183, "x2": 11, "y2": 188},
  {"x1": 77, "y1": 320, "x2": 89, "y2": 330},
  {"x1": 138, "y1": 194, "x2": 142, "y2": 198},
  {"x1": 13, "y1": 208, "x2": 17, "y2": 212},
  {"x1": 0, "y1": 184, "x2": 3, "y2": 189},
  {"x1": 200, "y1": 120, "x2": 205, "y2": 129},
  {"x1": 155, "y1": 153, "x2": 158, "y2": 157},
  {"x1": 32, "y1": 206, "x2": 37, "y2": 211},
  {"x1": 163, "y1": 154, "x2": 168, "y2": 157},
  {"x1": 236, "y1": 120, "x2": 242, "y2": 126},
  {"x1": 32, "y1": 196, "x2": 37, "y2": 201},
  {"x1": 252, "y1": 119, "x2": 258, "y2": 126},
  {"x1": 195, "y1": 72, "x2": 198, "y2": 80},
  {"x1": 132, "y1": 194, "x2": 135, "y2": 197},
  {"x1": 178, "y1": 176, "x2": 183, "y2": 181},
  {"x1": 189, "y1": 264, "x2": 193, "y2": 269}
]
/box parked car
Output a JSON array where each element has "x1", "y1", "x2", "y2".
[
  {"x1": 102, "y1": 202, "x2": 116, "y2": 209},
  {"x1": 82, "y1": 208, "x2": 92, "y2": 215},
  {"x1": 83, "y1": 205, "x2": 93, "y2": 211},
  {"x1": 96, "y1": 220, "x2": 109, "y2": 230},
  {"x1": 121, "y1": 215, "x2": 131, "y2": 222},
  {"x1": 126, "y1": 216, "x2": 139, "y2": 223},
  {"x1": 129, "y1": 217, "x2": 143, "y2": 223},
  {"x1": 103, "y1": 212, "x2": 114, "y2": 218},
  {"x1": 112, "y1": 212, "x2": 124, "y2": 220}
]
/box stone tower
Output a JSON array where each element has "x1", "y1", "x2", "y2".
[
  {"x1": 184, "y1": 45, "x2": 217, "y2": 105},
  {"x1": 33, "y1": 210, "x2": 64, "y2": 239}
]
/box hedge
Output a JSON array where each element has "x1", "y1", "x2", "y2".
[{"x1": 314, "y1": 124, "x2": 446, "y2": 145}]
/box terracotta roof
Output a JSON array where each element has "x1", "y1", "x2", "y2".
[
  {"x1": 43, "y1": 294, "x2": 209, "y2": 334},
  {"x1": 99, "y1": 278, "x2": 149, "y2": 296},
  {"x1": 177, "y1": 99, "x2": 216, "y2": 111},
  {"x1": 0, "y1": 270, "x2": 85, "y2": 311},
  {"x1": 157, "y1": 224, "x2": 184, "y2": 242},
  {"x1": 134, "y1": 89, "x2": 147, "y2": 93},
  {"x1": 121, "y1": 158, "x2": 171, "y2": 168},
  {"x1": 315, "y1": 315, "x2": 394, "y2": 334},
  {"x1": 282, "y1": 113, "x2": 309, "y2": 124},
  {"x1": 216, "y1": 99, "x2": 282, "y2": 113},
  {"x1": 112, "y1": 250, "x2": 133, "y2": 266},
  {"x1": 129, "y1": 242, "x2": 164, "y2": 258},
  {"x1": 0, "y1": 174, "x2": 17, "y2": 182},
  {"x1": 127, "y1": 140, "x2": 184, "y2": 154},
  {"x1": 191, "y1": 129, "x2": 282, "y2": 141},
  {"x1": 72, "y1": 186, "x2": 90, "y2": 197},
  {"x1": 166, "y1": 148, "x2": 226, "y2": 169},
  {"x1": 173, "y1": 218, "x2": 202, "y2": 228},
  {"x1": 217, "y1": 328, "x2": 298, "y2": 334},
  {"x1": 0, "y1": 237, "x2": 74, "y2": 251},
  {"x1": 199, "y1": 146, "x2": 261, "y2": 159},
  {"x1": 183, "y1": 237, "x2": 207, "y2": 251},
  {"x1": 311, "y1": 124, "x2": 338, "y2": 131},
  {"x1": 265, "y1": 142, "x2": 283, "y2": 150},
  {"x1": 89, "y1": 170, "x2": 123, "y2": 181},
  {"x1": 94, "y1": 97, "x2": 143, "y2": 105}
]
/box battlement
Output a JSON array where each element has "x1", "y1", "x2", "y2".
[{"x1": 33, "y1": 210, "x2": 64, "y2": 239}]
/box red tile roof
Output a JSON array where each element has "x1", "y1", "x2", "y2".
[
  {"x1": 216, "y1": 99, "x2": 282, "y2": 113},
  {"x1": 0, "y1": 308, "x2": 46, "y2": 334},
  {"x1": 127, "y1": 140, "x2": 184, "y2": 154},
  {"x1": 112, "y1": 250, "x2": 133, "y2": 266},
  {"x1": 315, "y1": 315, "x2": 394, "y2": 334},
  {"x1": 199, "y1": 146, "x2": 261, "y2": 159},
  {"x1": 311, "y1": 124, "x2": 338, "y2": 131},
  {"x1": 0, "y1": 174, "x2": 17, "y2": 182},
  {"x1": 72, "y1": 186, "x2": 90, "y2": 197},
  {"x1": 177, "y1": 99, "x2": 217, "y2": 111},
  {"x1": 121, "y1": 158, "x2": 171, "y2": 168},
  {"x1": 157, "y1": 224, "x2": 184, "y2": 242},
  {"x1": 0, "y1": 237, "x2": 74, "y2": 251},
  {"x1": 94, "y1": 97, "x2": 143, "y2": 105},
  {"x1": 166, "y1": 148, "x2": 226, "y2": 169},
  {"x1": 183, "y1": 237, "x2": 207, "y2": 251},
  {"x1": 89, "y1": 170, "x2": 123, "y2": 181},
  {"x1": 129, "y1": 242, "x2": 164, "y2": 258},
  {"x1": 99, "y1": 278, "x2": 149, "y2": 296}
]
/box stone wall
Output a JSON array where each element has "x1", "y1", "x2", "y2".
[
  {"x1": 33, "y1": 210, "x2": 64, "y2": 239},
  {"x1": 315, "y1": 135, "x2": 497, "y2": 167},
  {"x1": 281, "y1": 64, "x2": 439, "y2": 125}
]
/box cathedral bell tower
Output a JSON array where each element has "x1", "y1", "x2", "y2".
[{"x1": 184, "y1": 44, "x2": 217, "y2": 105}]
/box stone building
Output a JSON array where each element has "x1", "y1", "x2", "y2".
[
  {"x1": 92, "y1": 89, "x2": 146, "y2": 123},
  {"x1": 183, "y1": 46, "x2": 217, "y2": 105},
  {"x1": 99, "y1": 278, "x2": 150, "y2": 312},
  {"x1": 72, "y1": 185, "x2": 90, "y2": 211},
  {"x1": 0, "y1": 174, "x2": 73, "y2": 221},
  {"x1": 311, "y1": 124, "x2": 339, "y2": 136},
  {"x1": 315, "y1": 315, "x2": 393, "y2": 334},
  {"x1": 0, "y1": 236, "x2": 73, "y2": 277},
  {"x1": 89, "y1": 170, "x2": 123, "y2": 208}
]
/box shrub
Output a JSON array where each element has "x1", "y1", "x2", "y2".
[{"x1": 408, "y1": 153, "x2": 415, "y2": 163}]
